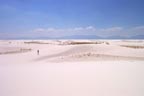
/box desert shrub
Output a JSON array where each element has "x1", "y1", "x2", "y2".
[
  {"x1": 120, "y1": 45, "x2": 144, "y2": 49},
  {"x1": 68, "y1": 41, "x2": 103, "y2": 45}
]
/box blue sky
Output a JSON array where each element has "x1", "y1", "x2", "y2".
[{"x1": 0, "y1": 0, "x2": 144, "y2": 38}]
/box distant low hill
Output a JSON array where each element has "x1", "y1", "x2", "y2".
[
  {"x1": 129, "y1": 35, "x2": 144, "y2": 39},
  {"x1": 105, "y1": 36, "x2": 127, "y2": 39},
  {"x1": 58, "y1": 35, "x2": 102, "y2": 39}
]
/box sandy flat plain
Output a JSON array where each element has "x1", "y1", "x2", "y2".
[{"x1": 0, "y1": 40, "x2": 144, "y2": 96}]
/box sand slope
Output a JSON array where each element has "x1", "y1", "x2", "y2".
[{"x1": 0, "y1": 40, "x2": 144, "y2": 96}]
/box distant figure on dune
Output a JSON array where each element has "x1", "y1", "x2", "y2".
[{"x1": 37, "y1": 50, "x2": 39, "y2": 55}]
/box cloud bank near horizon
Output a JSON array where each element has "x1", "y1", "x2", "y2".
[
  {"x1": 31, "y1": 26, "x2": 144, "y2": 37},
  {"x1": 0, "y1": 25, "x2": 144, "y2": 39}
]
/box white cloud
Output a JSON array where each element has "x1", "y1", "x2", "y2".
[
  {"x1": 85, "y1": 26, "x2": 96, "y2": 30},
  {"x1": 100, "y1": 27, "x2": 123, "y2": 32},
  {"x1": 1, "y1": 25, "x2": 144, "y2": 39},
  {"x1": 33, "y1": 28, "x2": 45, "y2": 32},
  {"x1": 47, "y1": 28, "x2": 56, "y2": 32},
  {"x1": 125, "y1": 26, "x2": 144, "y2": 36},
  {"x1": 132, "y1": 26, "x2": 144, "y2": 30},
  {"x1": 74, "y1": 27, "x2": 84, "y2": 31},
  {"x1": 33, "y1": 26, "x2": 96, "y2": 33},
  {"x1": 31, "y1": 26, "x2": 123, "y2": 37}
]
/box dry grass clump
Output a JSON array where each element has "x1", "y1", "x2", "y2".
[
  {"x1": 20, "y1": 48, "x2": 32, "y2": 51},
  {"x1": 120, "y1": 45, "x2": 144, "y2": 49},
  {"x1": 105, "y1": 42, "x2": 110, "y2": 45},
  {"x1": 0, "y1": 48, "x2": 31, "y2": 55},
  {"x1": 24, "y1": 41, "x2": 49, "y2": 44},
  {"x1": 122, "y1": 40, "x2": 144, "y2": 43},
  {"x1": 67, "y1": 41, "x2": 103, "y2": 45}
]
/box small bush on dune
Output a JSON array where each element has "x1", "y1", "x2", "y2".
[
  {"x1": 68, "y1": 41, "x2": 103, "y2": 45},
  {"x1": 120, "y1": 45, "x2": 144, "y2": 49}
]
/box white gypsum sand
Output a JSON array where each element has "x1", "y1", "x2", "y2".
[{"x1": 0, "y1": 40, "x2": 144, "y2": 96}]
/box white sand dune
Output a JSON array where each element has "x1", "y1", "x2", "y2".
[
  {"x1": 0, "y1": 40, "x2": 144, "y2": 96},
  {"x1": 35, "y1": 44, "x2": 144, "y2": 62}
]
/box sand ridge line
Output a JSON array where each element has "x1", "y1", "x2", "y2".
[
  {"x1": 49, "y1": 53, "x2": 144, "y2": 62},
  {"x1": 34, "y1": 51, "x2": 144, "y2": 62}
]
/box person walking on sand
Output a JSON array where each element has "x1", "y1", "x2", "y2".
[{"x1": 37, "y1": 50, "x2": 39, "y2": 55}]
